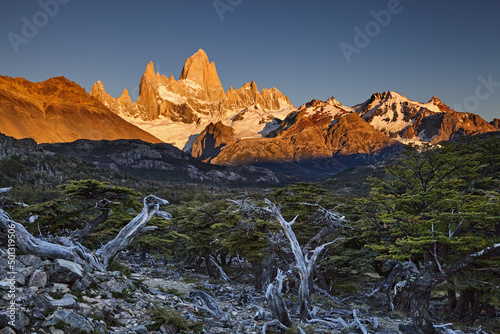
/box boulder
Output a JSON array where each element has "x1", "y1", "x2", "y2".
[
  {"x1": 48, "y1": 259, "x2": 83, "y2": 284},
  {"x1": 28, "y1": 270, "x2": 47, "y2": 288},
  {"x1": 0, "y1": 327, "x2": 16, "y2": 334},
  {"x1": 44, "y1": 310, "x2": 93, "y2": 334},
  {"x1": 0, "y1": 310, "x2": 29, "y2": 334},
  {"x1": 71, "y1": 272, "x2": 94, "y2": 292},
  {"x1": 17, "y1": 255, "x2": 43, "y2": 269},
  {"x1": 49, "y1": 294, "x2": 77, "y2": 309}
]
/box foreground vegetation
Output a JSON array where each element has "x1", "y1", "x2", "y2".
[{"x1": 1, "y1": 134, "x2": 499, "y2": 333}]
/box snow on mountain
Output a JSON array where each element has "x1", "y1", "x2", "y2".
[
  {"x1": 353, "y1": 91, "x2": 496, "y2": 143},
  {"x1": 91, "y1": 49, "x2": 295, "y2": 151}
]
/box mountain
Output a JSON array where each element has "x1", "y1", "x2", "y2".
[
  {"x1": 354, "y1": 91, "x2": 497, "y2": 143},
  {"x1": 192, "y1": 98, "x2": 403, "y2": 179},
  {"x1": 91, "y1": 49, "x2": 294, "y2": 150},
  {"x1": 86, "y1": 51, "x2": 496, "y2": 179},
  {"x1": 0, "y1": 76, "x2": 161, "y2": 144}
]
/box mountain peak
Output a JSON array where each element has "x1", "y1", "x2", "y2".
[
  {"x1": 428, "y1": 95, "x2": 451, "y2": 112},
  {"x1": 193, "y1": 48, "x2": 208, "y2": 59},
  {"x1": 179, "y1": 50, "x2": 225, "y2": 101},
  {"x1": 144, "y1": 61, "x2": 156, "y2": 80}
]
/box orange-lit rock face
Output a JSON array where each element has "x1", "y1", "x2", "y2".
[{"x1": 0, "y1": 76, "x2": 161, "y2": 144}]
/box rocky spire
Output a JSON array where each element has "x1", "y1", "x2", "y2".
[
  {"x1": 143, "y1": 61, "x2": 156, "y2": 81},
  {"x1": 179, "y1": 49, "x2": 226, "y2": 101}
]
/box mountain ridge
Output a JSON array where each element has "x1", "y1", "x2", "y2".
[{"x1": 0, "y1": 75, "x2": 162, "y2": 144}]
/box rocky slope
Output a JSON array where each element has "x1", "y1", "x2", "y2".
[
  {"x1": 90, "y1": 49, "x2": 294, "y2": 150},
  {"x1": 41, "y1": 138, "x2": 281, "y2": 185},
  {"x1": 490, "y1": 118, "x2": 500, "y2": 130},
  {"x1": 0, "y1": 76, "x2": 161, "y2": 144},
  {"x1": 0, "y1": 248, "x2": 486, "y2": 333}
]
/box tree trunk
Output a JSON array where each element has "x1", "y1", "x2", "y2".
[
  {"x1": 314, "y1": 266, "x2": 330, "y2": 292},
  {"x1": 447, "y1": 288, "x2": 457, "y2": 313},
  {"x1": 263, "y1": 199, "x2": 338, "y2": 320},
  {"x1": 396, "y1": 285, "x2": 436, "y2": 334},
  {"x1": 455, "y1": 288, "x2": 482, "y2": 324},
  {"x1": 204, "y1": 248, "x2": 215, "y2": 278},
  {"x1": 0, "y1": 195, "x2": 171, "y2": 271},
  {"x1": 251, "y1": 260, "x2": 263, "y2": 291},
  {"x1": 265, "y1": 269, "x2": 291, "y2": 327}
]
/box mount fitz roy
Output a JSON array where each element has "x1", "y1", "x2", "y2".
[
  {"x1": 90, "y1": 49, "x2": 294, "y2": 151},
  {"x1": 0, "y1": 48, "x2": 498, "y2": 179}
]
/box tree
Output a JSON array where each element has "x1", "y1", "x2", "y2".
[
  {"x1": 14, "y1": 179, "x2": 140, "y2": 245},
  {"x1": 231, "y1": 197, "x2": 346, "y2": 321},
  {"x1": 213, "y1": 199, "x2": 277, "y2": 290},
  {"x1": 362, "y1": 138, "x2": 500, "y2": 333},
  {"x1": 0, "y1": 192, "x2": 171, "y2": 271},
  {"x1": 172, "y1": 200, "x2": 240, "y2": 278}
]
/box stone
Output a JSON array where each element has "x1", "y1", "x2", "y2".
[
  {"x1": 52, "y1": 283, "x2": 70, "y2": 293},
  {"x1": 131, "y1": 324, "x2": 148, "y2": 334},
  {"x1": 28, "y1": 270, "x2": 47, "y2": 288},
  {"x1": 48, "y1": 259, "x2": 83, "y2": 284},
  {"x1": 19, "y1": 267, "x2": 35, "y2": 281},
  {"x1": 98, "y1": 278, "x2": 128, "y2": 293},
  {"x1": 17, "y1": 255, "x2": 43, "y2": 269},
  {"x1": 44, "y1": 310, "x2": 93, "y2": 334},
  {"x1": 28, "y1": 294, "x2": 54, "y2": 316},
  {"x1": 31, "y1": 308, "x2": 46, "y2": 320},
  {"x1": 71, "y1": 272, "x2": 94, "y2": 292},
  {"x1": 0, "y1": 327, "x2": 16, "y2": 334},
  {"x1": 13, "y1": 272, "x2": 25, "y2": 286},
  {"x1": 0, "y1": 279, "x2": 13, "y2": 291},
  {"x1": 49, "y1": 294, "x2": 77, "y2": 308},
  {"x1": 0, "y1": 310, "x2": 29, "y2": 333},
  {"x1": 49, "y1": 327, "x2": 64, "y2": 334}
]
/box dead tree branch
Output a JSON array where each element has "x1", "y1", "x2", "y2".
[{"x1": 0, "y1": 194, "x2": 171, "y2": 271}]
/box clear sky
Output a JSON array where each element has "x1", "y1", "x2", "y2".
[{"x1": 1, "y1": 0, "x2": 499, "y2": 121}]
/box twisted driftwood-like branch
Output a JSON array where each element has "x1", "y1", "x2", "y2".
[
  {"x1": 265, "y1": 269, "x2": 292, "y2": 327},
  {"x1": 0, "y1": 194, "x2": 171, "y2": 271},
  {"x1": 263, "y1": 198, "x2": 341, "y2": 320}
]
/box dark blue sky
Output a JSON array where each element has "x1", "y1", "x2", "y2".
[{"x1": 1, "y1": 0, "x2": 499, "y2": 121}]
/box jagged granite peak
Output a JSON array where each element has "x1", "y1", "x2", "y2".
[
  {"x1": 144, "y1": 61, "x2": 156, "y2": 80},
  {"x1": 179, "y1": 49, "x2": 226, "y2": 102},
  {"x1": 91, "y1": 50, "x2": 294, "y2": 149},
  {"x1": 0, "y1": 75, "x2": 162, "y2": 144},
  {"x1": 118, "y1": 88, "x2": 132, "y2": 105}
]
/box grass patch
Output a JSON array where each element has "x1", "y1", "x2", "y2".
[
  {"x1": 146, "y1": 307, "x2": 203, "y2": 333},
  {"x1": 107, "y1": 259, "x2": 132, "y2": 277}
]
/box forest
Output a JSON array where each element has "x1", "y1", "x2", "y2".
[{"x1": 0, "y1": 134, "x2": 499, "y2": 334}]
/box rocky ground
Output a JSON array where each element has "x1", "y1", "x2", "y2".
[{"x1": 0, "y1": 250, "x2": 494, "y2": 334}]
